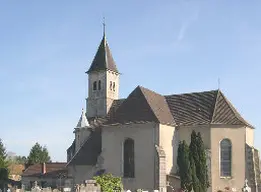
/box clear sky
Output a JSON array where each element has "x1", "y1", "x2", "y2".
[{"x1": 1, "y1": 0, "x2": 261, "y2": 162}]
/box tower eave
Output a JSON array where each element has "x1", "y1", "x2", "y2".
[{"x1": 85, "y1": 68, "x2": 120, "y2": 75}]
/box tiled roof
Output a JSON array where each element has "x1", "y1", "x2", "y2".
[
  {"x1": 67, "y1": 139, "x2": 75, "y2": 153},
  {"x1": 22, "y1": 163, "x2": 67, "y2": 178},
  {"x1": 86, "y1": 35, "x2": 119, "y2": 74},
  {"x1": 105, "y1": 86, "x2": 175, "y2": 125},
  {"x1": 165, "y1": 89, "x2": 252, "y2": 127},
  {"x1": 106, "y1": 98, "x2": 125, "y2": 120},
  {"x1": 211, "y1": 91, "x2": 252, "y2": 126},
  {"x1": 104, "y1": 88, "x2": 252, "y2": 127},
  {"x1": 66, "y1": 127, "x2": 101, "y2": 166},
  {"x1": 69, "y1": 88, "x2": 252, "y2": 167},
  {"x1": 165, "y1": 90, "x2": 217, "y2": 126}
]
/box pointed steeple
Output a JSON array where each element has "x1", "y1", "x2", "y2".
[
  {"x1": 86, "y1": 21, "x2": 119, "y2": 74},
  {"x1": 76, "y1": 108, "x2": 89, "y2": 128}
]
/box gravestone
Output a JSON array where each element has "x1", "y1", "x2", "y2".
[
  {"x1": 31, "y1": 181, "x2": 41, "y2": 192},
  {"x1": 53, "y1": 189, "x2": 60, "y2": 192},
  {"x1": 242, "y1": 179, "x2": 251, "y2": 192}
]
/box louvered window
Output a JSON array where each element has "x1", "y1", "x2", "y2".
[
  {"x1": 98, "y1": 80, "x2": 101, "y2": 90},
  {"x1": 93, "y1": 81, "x2": 97, "y2": 90}
]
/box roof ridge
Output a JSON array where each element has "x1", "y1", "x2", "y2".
[
  {"x1": 137, "y1": 86, "x2": 160, "y2": 123},
  {"x1": 210, "y1": 90, "x2": 221, "y2": 123},
  {"x1": 218, "y1": 91, "x2": 253, "y2": 127},
  {"x1": 104, "y1": 36, "x2": 108, "y2": 69},
  {"x1": 164, "y1": 89, "x2": 219, "y2": 97},
  {"x1": 139, "y1": 86, "x2": 176, "y2": 125}
]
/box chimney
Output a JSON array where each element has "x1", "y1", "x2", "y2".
[{"x1": 41, "y1": 162, "x2": 46, "y2": 174}]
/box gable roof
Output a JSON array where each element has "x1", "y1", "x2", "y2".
[
  {"x1": 211, "y1": 90, "x2": 252, "y2": 126},
  {"x1": 165, "y1": 89, "x2": 252, "y2": 127},
  {"x1": 165, "y1": 90, "x2": 217, "y2": 126},
  {"x1": 22, "y1": 163, "x2": 67, "y2": 178},
  {"x1": 106, "y1": 86, "x2": 175, "y2": 125},
  {"x1": 86, "y1": 35, "x2": 119, "y2": 74},
  {"x1": 69, "y1": 88, "x2": 252, "y2": 167},
  {"x1": 67, "y1": 128, "x2": 101, "y2": 166},
  {"x1": 104, "y1": 88, "x2": 252, "y2": 128}
]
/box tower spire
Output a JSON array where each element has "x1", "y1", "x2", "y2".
[{"x1": 86, "y1": 17, "x2": 119, "y2": 74}]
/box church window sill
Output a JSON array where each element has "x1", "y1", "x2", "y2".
[{"x1": 220, "y1": 176, "x2": 232, "y2": 180}]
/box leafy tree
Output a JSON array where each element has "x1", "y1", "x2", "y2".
[
  {"x1": 177, "y1": 141, "x2": 192, "y2": 191},
  {"x1": 15, "y1": 156, "x2": 27, "y2": 164},
  {"x1": 93, "y1": 173, "x2": 123, "y2": 192},
  {"x1": 27, "y1": 143, "x2": 51, "y2": 165}
]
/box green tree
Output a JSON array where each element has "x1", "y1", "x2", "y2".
[
  {"x1": 93, "y1": 173, "x2": 123, "y2": 192},
  {"x1": 189, "y1": 151, "x2": 200, "y2": 192},
  {"x1": 0, "y1": 168, "x2": 8, "y2": 190},
  {"x1": 0, "y1": 139, "x2": 7, "y2": 160},
  {"x1": 0, "y1": 139, "x2": 9, "y2": 190},
  {"x1": 27, "y1": 143, "x2": 51, "y2": 165},
  {"x1": 177, "y1": 141, "x2": 192, "y2": 191},
  {"x1": 15, "y1": 156, "x2": 28, "y2": 164},
  {"x1": 0, "y1": 139, "x2": 9, "y2": 169},
  {"x1": 189, "y1": 131, "x2": 209, "y2": 192},
  {"x1": 196, "y1": 132, "x2": 210, "y2": 191}
]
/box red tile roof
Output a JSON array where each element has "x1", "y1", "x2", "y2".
[{"x1": 22, "y1": 163, "x2": 67, "y2": 178}]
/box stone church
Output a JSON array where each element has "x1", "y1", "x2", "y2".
[{"x1": 66, "y1": 29, "x2": 261, "y2": 192}]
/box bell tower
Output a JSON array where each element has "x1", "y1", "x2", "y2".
[{"x1": 85, "y1": 22, "x2": 120, "y2": 119}]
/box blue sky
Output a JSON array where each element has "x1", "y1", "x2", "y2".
[{"x1": 1, "y1": 0, "x2": 261, "y2": 162}]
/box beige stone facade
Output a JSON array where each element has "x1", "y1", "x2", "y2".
[{"x1": 66, "y1": 31, "x2": 261, "y2": 192}]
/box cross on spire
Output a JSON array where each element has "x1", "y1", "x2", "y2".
[{"x1": 103, "y1": 17, "x2": 106, "y2": 36}]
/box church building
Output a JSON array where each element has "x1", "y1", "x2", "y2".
[{"x1": 66, "y1": 27, "x2": 261, "y2": 192}]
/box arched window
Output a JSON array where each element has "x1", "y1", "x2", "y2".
[
  {"x1": 98, "y1": 80, "x2": 101, "y2": 90},
  {"x1": 123, "y1": 138, "x2": 135, "y2": 178},
  {"x1": 220, "y1": 139, "x2": 232, "y2": 177},
  {"x1": 113, "y1": 82, "x2": 115, "y2": 91},
  {"x1": 93, "y1": 81, "x2": 97, "y2": 90}
]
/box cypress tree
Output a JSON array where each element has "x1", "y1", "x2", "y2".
[
  {"x1": 189, "y1": 130, "x2": 199, "y2": 168},
  {"x1": 189, "y1": 152, "x2": 200, "y2": 192},
  {"x1": 189, "y1": 131, "x2": 209, "y2": 192},
  {"x1": 177, "y1": 142, "x2": 183, "y2": 176},
  {"x1": 196, "y1": 132, "x2": 209, "y2": 191},
  {"x1": 177, "y1": 141, "x2": 192, "y2": 191}
]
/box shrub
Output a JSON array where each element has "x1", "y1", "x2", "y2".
[{"x1": 93, "y1": 173, "x2": 123, "y2": 192}]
